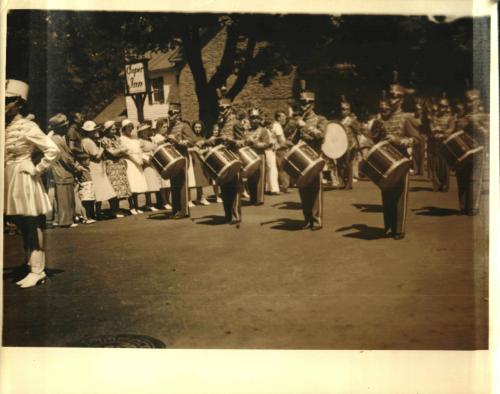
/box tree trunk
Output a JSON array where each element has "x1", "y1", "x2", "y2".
[{"x1": 198, "y1": 87, "x2": 219, "y2": 134}]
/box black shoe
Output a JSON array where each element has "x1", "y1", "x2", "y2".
[
  {"x1": 392, "y1": 232, "x2": 405, "y2": 240},
  {"x1": 467, "y1": 210, "x2": 479, "y2": 216},
  {"x1": 254, "y1": 202, "x2": 264, "y2": 206},
  {"x1": 173, "y1": 212, "x2": 189, "y2": 220}
]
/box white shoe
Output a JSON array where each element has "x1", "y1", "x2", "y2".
[
  {"x1": 115, "y1": 213, "x2": 125, "y2": 218},
  {"x1": 188, "y1": 201, "x2": 196, "y2": 208},
  {"x1": 70, "y1": 223, "x2": 78, "y2": 228},
  {"x1": 216, "y1": 197, "x2": 223, "y2": 203},
  {"x1": 242, "y1": 192, "x2": 250, "y2": 199},
  {"x1": 19, "y1": 272, "x2": 47, "y2": 288},
  {"x1": 164, "y1": 204, "x2": 172, "y2": 211},
  {"x1": 149, "y1": 206, "x2": 159, "y2": 212},
  {"x1": 130, "y1": 209, "x2": 138, "y2": 215},
  {"x1": 197, "y1": 198, "x2": 210, "y2": 206},
  {"x1": 84, "y1": 219, "x2": 97, "y2": 224},
  {"x1": 136, "y1": 209, "x2": 144, "y2": 214}
]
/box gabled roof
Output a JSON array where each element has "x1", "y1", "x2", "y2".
[{"x1": 146, "y1": 47, "x2": 184, "y2": 72}]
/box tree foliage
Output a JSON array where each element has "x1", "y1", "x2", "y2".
[{"x1": 6, "y1": 11, "x2": 487, "y2": 127}]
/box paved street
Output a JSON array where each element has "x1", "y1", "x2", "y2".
[{"x1": 2, "y1": 174, "x2": 488, "y2": 349}]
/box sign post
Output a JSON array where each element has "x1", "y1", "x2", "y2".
[{"x1": 124, "y1": 59, "x2": 150, "y2": 123}]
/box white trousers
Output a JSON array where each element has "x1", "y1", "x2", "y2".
[{"x1": 265, "y1": 149, "x2": 280, "y2": 193}]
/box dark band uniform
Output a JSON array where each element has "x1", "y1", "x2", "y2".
[
  {"x1": 455, "y1": 89, "x2": 489, "y2": 215},
  {"x1": 214, "y1": 107, "x2": 243, "y2": 223},
  {"x1": 293, "y1": 106, "x2": 328, "y2": 229},
  {"x1": 373, "y1": 103, "x2": 420, "y2": 238},
  {"x1": 429, "y1": 106, "x2": 455, "y2": 192},
  {"x1": 168, "y1": 108, "x2": 201, "y2": 218}
]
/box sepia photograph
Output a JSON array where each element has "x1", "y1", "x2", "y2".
[{"x1": 1, "y1": 0, "x2": 497, "y2": 392}]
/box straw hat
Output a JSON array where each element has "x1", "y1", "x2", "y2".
[
  {"x1": 82, "y1": 120, "x2": 98, "y2": 132},
  {"x1": 6, "y1": 79, "x2": 29, "y2": 101}
]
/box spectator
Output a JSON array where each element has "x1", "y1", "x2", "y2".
[
  {"x1": 74, "y1": 152, "x2": 97, "y2": 224},
  {"x1": 138, "y1": 123, "x2": 162, "y2": 211},
  {"x1": 189, "y1": 121, "x2": 211, "y2": 206},
  {"x1": 266, "y1": 111, "x2": 287, "y2": 195}
]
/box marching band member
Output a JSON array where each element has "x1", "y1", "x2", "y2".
[
  {"x1": 429, "y1": 95, "x2": 455, "y2": 192},
  {"x1": 338, "y1": 95, "x2": 364, "y2": 190},
  {"x1": 167, "y1": 102, "x2": 201, "y2": 219},
  {"x1": 243, "y1": 108, "x2": 272, "y2": 205},
  {"x1": 294, "y1": 81, "x2": 328, "y2": 230},
  {"x1": 210, "y1": 93, "x2": 243, "y2": 224},
  {"x1": 373, "y1": 79, "x2": 420, "y2": 240},
  {"x1": 455, "y1": 88, "x2": 489, "y2": 216},
  {"x1": 4, "y1": 79, "x2": 60, "y2": 288}
]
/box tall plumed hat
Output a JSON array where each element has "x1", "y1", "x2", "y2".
[
  {"x1": 299, "y1": 80, "x2": 315, "y2": 102},
  {"x1": 389, "y1": 71, "x2": 405, "y2": 96}
]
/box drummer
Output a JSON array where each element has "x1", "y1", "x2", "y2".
[
  {"x1": 429, "y1": 95, "x2": 455, "y2": 192},
  {"x1": 203, "y1": 94, "x2": 243, "y2": 224},
  {"x1": 455, "y1": 88, "x2": 489, "y2": 216},
  {"x1": 373, "y1": 81, "x2": 420, "y2": 240},
  {"x1": 338, "y1": 95, "x2": 364, "y2": 190},
  {"x1": 166, "y1": 102, "x2": 201, "y2": 219},
  {"x1": 293, "y1": 81, "x2": 328, "y2": 230},
  {"x1": 242, "y1": 108, "x2": 272, "y2": 206}
]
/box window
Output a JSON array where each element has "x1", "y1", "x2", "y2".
[{"x1": 149, "y1": 77, "x2": 165, "y2": 104}]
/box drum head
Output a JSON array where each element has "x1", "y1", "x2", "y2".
[
  {"x1": 295, "y1": 159, "x2": 325, "y2": 187},
  {"x1": 242, "y1": 158, "x2": 261, "y2": 178},
  {"x1": 322, "y1": 123, "x2": 348, "y2": 159}
]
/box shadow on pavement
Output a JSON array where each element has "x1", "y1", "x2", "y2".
[
  {"x1": 261, "y1": 218, "x2": 305, "y2": 231},
  {"x1": 336, "y1": 224, "x2": 388, "y2": 240},
  {"x1": 271, "y1": 201, "x2": 302, "y2": 210},
  {"x1": 192, "y1": 215, "x2": 228, "y2": 225},
  {"x1": 412, "y1": 206, "x2": 460, "y2": 216},
  {"x1": 3, "y1": 265, "x2": 64, "y2": 283},
  {"x1": 410, "y1": 186, "x2": 434, "y2": 192},
  {"x1": 352, "y1": 203, "x2": 383, "y2": 213}
]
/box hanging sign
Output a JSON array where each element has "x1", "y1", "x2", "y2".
[{"x1": 125, "y1": 60, "x2": 150, "y2": 95}]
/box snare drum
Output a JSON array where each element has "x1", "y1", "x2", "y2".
[
  {"x1": 440, "y1": 130, "x2": 484, "y2": 169},
  {"x1": 203, "y1": 145, "x2": 242, "y2": 185},
  {"x1": 283, "y1": 142, "x2": 326, "y2": 187},
  {"x1": 359, "y1": 140, "x2": 411, "y2": 190},
  {"x1": 151, "y1": 144, "x2": 186, "y2": 180},
  {"x1": 238, "y1": 146, "x2": 261, "y2": 177}
]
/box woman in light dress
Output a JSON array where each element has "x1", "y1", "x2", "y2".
[
  {"x1": 80, "y1": 121, "x2": 120, "y2": 219},
  {"x1": 4, "y1": 79, "x2": 59, "y2": 288},
  {"x1": 137, "y1": 124, "x2": 163, "y2": 211},
  {"x1": 120, "y1": 119, "x2": 148, "y2": 214}
]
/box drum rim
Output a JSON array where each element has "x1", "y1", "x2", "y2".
[
  {"x1": 153, "y1": 142, "x2": 175, "y2": 155},
  {"x1": 284, "y1": 141, "x2": 306, "y2": 159},
  {"x1": 365, "y1": 140, "x2": 391, "y2": 159},
  {"x1": 443, "y1": 130, "x2": 465, "y2": 144},
  {"x1": 215, "y1": 161, "x2": 242, "y2": 183},
  {"x1": 295, "y1": 158, "x2": 325, "y2": 187}
]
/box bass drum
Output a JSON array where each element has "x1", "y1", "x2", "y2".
[
  {"x1": 283, "y1": 142, "x2": 326, "y2": 187},
  {"x1": 238, "y1": 146, "x2": 261, "y2": 178},
  {"x1": 203, "y1": 145, "x2": 242, "y2": 185},
  {"x1": 321, "y1": 122, "x2": 349, "y2": 159},
  {"x1": 359, "y1": 140, "x2": 411, "y2": 190},
  {"x1": 151, "y1": 143, "x2": 186, "y2": 180},
  {"x1": 440, "y1": 130, "x2": 484, "y2": 169}
]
